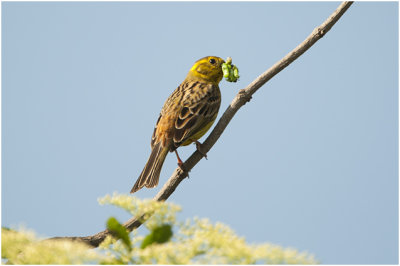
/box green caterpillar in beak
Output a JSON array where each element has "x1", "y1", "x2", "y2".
[{"x1": 222, "y1": 57, "x2": 240, "y2": 83}]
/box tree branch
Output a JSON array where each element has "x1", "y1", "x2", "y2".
[{"x1": 50, "y1": 1, "x2": 353, "y2": 247}]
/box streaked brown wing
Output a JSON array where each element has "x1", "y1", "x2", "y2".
[{"x1": 172, "y1": 83, "x2": 221, "y2": 148}]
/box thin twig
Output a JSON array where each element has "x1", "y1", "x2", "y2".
[{"x1": 50, "y1": 1, "x2": 353, "y2": 247}]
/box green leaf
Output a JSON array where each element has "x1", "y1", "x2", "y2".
[
  {"x1": 140, "y1": 224, "x2": 173, "y2": 249},
  {"x1": 106, "y1": 217, "x2": 132, "y2": 251}
]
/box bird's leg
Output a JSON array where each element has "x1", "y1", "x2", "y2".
[
  {"x1": 174, "y1": 149, "x2": 189, "y2": 177},
  {"x1": 174, "y1": 150, "x2": 184, "y2": 168},
  {"x1": 194, "y1": 140, "x2": 208, "y2": 160}
]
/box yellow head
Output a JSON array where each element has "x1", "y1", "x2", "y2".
[{"x1": 186, "y1": 56, "x2": 225, "y2": 84}]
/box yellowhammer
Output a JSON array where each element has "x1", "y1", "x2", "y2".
[{"x1": 131, "y1": 56, "x2": 225, "y2": 193}]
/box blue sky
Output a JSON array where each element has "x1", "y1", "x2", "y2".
[{"x1": 2, "y1": 1, "x2": 398, "y2": 264}]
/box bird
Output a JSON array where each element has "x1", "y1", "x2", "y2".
[{"x1": 131, "y1": 56, "x2": 225, "y2": 193}]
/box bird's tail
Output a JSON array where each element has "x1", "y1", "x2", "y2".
[{"x1": 130, "y1": 142, "x2": 169, "y2": 193}]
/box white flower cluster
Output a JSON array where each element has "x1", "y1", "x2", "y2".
[
  {"x1": 98, "y1": 193, "x2": 318, "y2": 264},
  {"x1": 98, "y1": 192, "x2": 181, "y2": 230},
  {"x1": 2, "y1": 228, "x2": 102, "y2": 264},
  {"x1": 2, "y1": 193, "x2": 318, "y2": 264}
]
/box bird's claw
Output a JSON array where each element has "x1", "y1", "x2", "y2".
[
  {"x1": 177, "y1": 162, "x2": 190, "y2": 178},
  {"x1": 175, "y1": 149, "x2": 189, "y2": 178},
  {"x1": 195, "y1": 141, "x2": 208, "y2": 160}
]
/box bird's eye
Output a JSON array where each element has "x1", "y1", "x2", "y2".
[{"x1": 209, "y1": 58, "x2": 216, "y2": 65}]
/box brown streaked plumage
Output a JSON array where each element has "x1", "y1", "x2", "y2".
[{"x1": 131, "y1": 56, "x2": 225, "y2": 193}]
